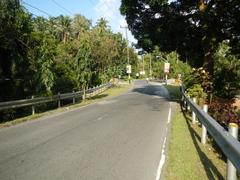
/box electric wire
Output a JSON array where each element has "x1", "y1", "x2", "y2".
[
  {"x1": 21, "y1": 0, "x2": 134, "y2": 44},
  {"x1": 51, "y1": 0, "x2": 73, "y2": 16},
  {"x1": 22, "y1": 1, "x2": 52, "y2": 17}
]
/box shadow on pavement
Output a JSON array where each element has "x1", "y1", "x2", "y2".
[
  {"x1": 132, "y1": 85, "x2": 170, "y2": 99},
  {"x1": 88, "y1": 94, "x2": 108, "y2": 100},
  {"x1": 181, "y1": 105, "x2": 225, "y2": 180}
]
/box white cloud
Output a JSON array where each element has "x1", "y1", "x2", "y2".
[
  {"x1": 94, "y1": 0, "x2": 118, "y2": 22},
  {"x1": 118, "y1": 18, "x2": 137, "y2": 44},
  {"x1": 119, "y1": 19, "x2": 127, "y2": 27},
  {"x1": 94, "y1": 0, "x2": 137, "y2": 45}
]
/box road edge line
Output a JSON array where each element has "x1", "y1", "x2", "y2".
[{"x1": 156, "y1": 102, "x2": 171, "y2": 180}]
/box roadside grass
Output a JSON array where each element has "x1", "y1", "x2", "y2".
[
  {"x1": 164, "y1": 85, "x2": 182, "y2": 100},
  {"x1": 0, "y1": 83, "x2": 131, "y2": 128},
  {"x1": 164, "y1": 106, "x2": 227, "y2": 180},
  {"x1": 164, "y1": 86, "x2": 228, "y2": 180}
]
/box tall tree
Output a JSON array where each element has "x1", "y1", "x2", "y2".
[
  {"x1": 74, "y1": 32, "x2": 92, "y2": 91},
  {"x1": 0, "y1": 0, "x2": 33, "y2": 100},
  {"x1": 120, "y1": 0, "x2": 240, "y2": 74},
  {"x1": 72, "y1": 14, "x2": 91, "y2": 40},
  {"x1": 56, "y1": 15, "x2": 72, "y2": 44}
]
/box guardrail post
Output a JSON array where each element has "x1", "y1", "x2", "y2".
[
  {"x1": 31, "y1": 96, "x2": 35, "y2": 115},
  {"x1": 192, "y1": 97, "x2": 197, "y2": 124},
  {"x1": 91, "y1": 88, "x2": 94, "y2": 97},
  {"x1": 58, "y1": 92, "x2": 61, "y2": 108},
  {"x1": 82, "y1": 88, "x2": 85, "y2": 100},
  {"x1": 92, "y1": 86, "x2": 95, "y2": 97},
  {"x1": 182, "y1": 91, "x2": 187, "y2": 109},
  {"x1": 72, "y1": 90, "x2": 75, "y2": 104},
  {"x1": 187, "y1": 95, "x2": 190, "y2": 112},
  {"x1": 96, "y1": 86, "x2": 98, "y2": 94},
  {"x1": 227, "y1": 123, "x2": 238, "y2": 180},
  {"x1": 201, "y1": 104, "x2": 208, "y2": 144}
]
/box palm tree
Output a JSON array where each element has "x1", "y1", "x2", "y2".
[
  {"x1": 56, "y1": 15, "x2": 72, "y2": 43},
  {"x1": 72, "y1": 14, "x2": 91, "y2": 40}
]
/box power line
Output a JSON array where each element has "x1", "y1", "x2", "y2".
[
  {"x1": 21, "y1": 1, "x2": 73, "y2": 39},
  {"x1": 51, "y1": 0, "x2": 73, "y2": 16},
  {"x1": 90, "y1": 0, "x2": 120, "y2": 22},
  {"x1": 22, "y1": 1, "x2": 52, "y2": 17},
  {"x1": 93, "y1": 0, "x2": 136, "y2": 44},
  {"x1": 21, "y1": 0, "x2": 134, "y2": 43}
]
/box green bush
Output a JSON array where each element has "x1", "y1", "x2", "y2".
[
  {"x1": 213, "y1": 41, "x2": 240, "y2": 99},
  {"x1": 183, "y1": 67, "x2": 212, "y2": 105}
]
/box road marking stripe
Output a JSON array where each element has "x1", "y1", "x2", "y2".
[
  {"x1": 156, "y1": 137, "x2": 167, "y2": 180},
  {"x1": 156, "y1": 103, "x2": 171, "y2": 180},
  {"x1": 168, "y1": 103, "x2": 172, "y2": 124}
]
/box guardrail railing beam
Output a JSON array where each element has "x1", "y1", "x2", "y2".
[
  {"x1": 0, "y1": 83, "x2": 112, "y2": 117},
  {"x1": 181, "y1": 87, "x2": 240, "y2": 175}
]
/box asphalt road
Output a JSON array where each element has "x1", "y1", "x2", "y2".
[{"x1": 0, "y1": 80, "x2": 171, "y2": 180}]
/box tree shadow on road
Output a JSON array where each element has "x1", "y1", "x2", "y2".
[
  {"x1": 181, "y1": 105, "x2": 225, "y2": 180},
  {"x1": 87, "y1": 94, "x2": 108, "y2": 100},
  {"x1": 132, "y1": 85, "x2": 169, "y2": 98}
]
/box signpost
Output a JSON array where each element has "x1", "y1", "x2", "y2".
[
  {"x1": 126, "y1": 64, "x2": 131, "y2": 83},
  {"x1": 164, "y1": 62, "x2": 170, "y2": 73},
  {"x1": 164, "y1": 62, "x2": 170, "y2": 84},
  {"x1": 126, "y1": 64, "x2": 132, "y2": 74},
  {"x1": 140, "y1": 71, "x2": 145, "y2": 75}
]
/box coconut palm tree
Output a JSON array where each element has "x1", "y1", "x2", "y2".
[
  {"x1": 72, "y1": 14, "x2": 91, "y2": 40},
  {"x1": 55, "y1": 15, "x2": 72, "y2": 44}
]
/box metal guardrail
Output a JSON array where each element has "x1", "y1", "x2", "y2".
[
  {"x1": 181, "y1": 88, "x2": 240, "y2": 174},
  {"x1": 0, "y1": 83, "x2": 113, "y2": 111}
]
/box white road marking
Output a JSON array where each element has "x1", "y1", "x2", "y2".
[
  {"x1": 168, "y1": 103, "x2": 172, "y2": 124},
  {"x1": 152, "y1": 95, "x2": 164, "y2": 99},
  {"x1": 97, "y1": 100, "x2": 117, "y2": 105},
  {"x1": 156, "y1": 137, "x2": 167, "y2": 180},
  {"x1": 156, "y1": 103, "x2": 172, "y2": 180},
  {"x1": 97, "y1": 117, "x2": 103, "y2": 121},
  {"x1": 127, "y1": 92, "x2": 135, "y2": 95}
]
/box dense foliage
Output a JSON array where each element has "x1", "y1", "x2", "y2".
[
  {"x1": 120, "y1": 0, "x2": 240, "y2": 75},
  {"x1": 213, "y1": 41, "x2": 240, "y2": 99},
  {"x1": 0, "y1": 0, "x2": 138, "y2": 102},
  {"x1": 121, "y1": 0, "x2": 240, "y2": 103},
  {"x1": 140, "y1": 49, "x2": 191, "y2": 80},
  {"x1": 208, "y1": 98, "x2": 240, "y2": 127}
]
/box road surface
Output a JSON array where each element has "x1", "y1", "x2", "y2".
[{"x1": 0, "y1": 80, "x2": 171, "y2": 180}]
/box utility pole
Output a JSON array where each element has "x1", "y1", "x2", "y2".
[
  {"x1": 142, "y1": 54, "x2": 145, "y2": 73},
  {"x1": 149, "y1": 55, "x2": 152, "y2": 79},
  {"x1": 120, "y1": 25, "x2": 131, "y2": 83},
  {"x1": 176, "y1": 51, "x2": 178, "y2": 64}
]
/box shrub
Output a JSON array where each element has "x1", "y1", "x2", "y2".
[
  {"x1": 208, "y1": 98, "x2": 240, "y2": 128},
  {"x1": 213, "y1": 41, "x2": 240, "y2": 99}
]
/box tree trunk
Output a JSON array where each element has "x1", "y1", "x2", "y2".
[
  {"x1": 202, "y1": 38, "x2": 217, "y2": 76},
  {"x1": 63, "y1": 32, "x2": 67, "y2": 44},
  {"x1": 203, "y1": 50, "x2": 214, "y2": 76}
]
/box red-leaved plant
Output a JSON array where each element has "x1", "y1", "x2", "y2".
[{"x1": 208, "y1": 98, "x2": 240, "y2": 128}]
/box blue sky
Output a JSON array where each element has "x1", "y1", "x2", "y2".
[{"x1": 21, "y1": 0, "x2": 136, "y2": 44}]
